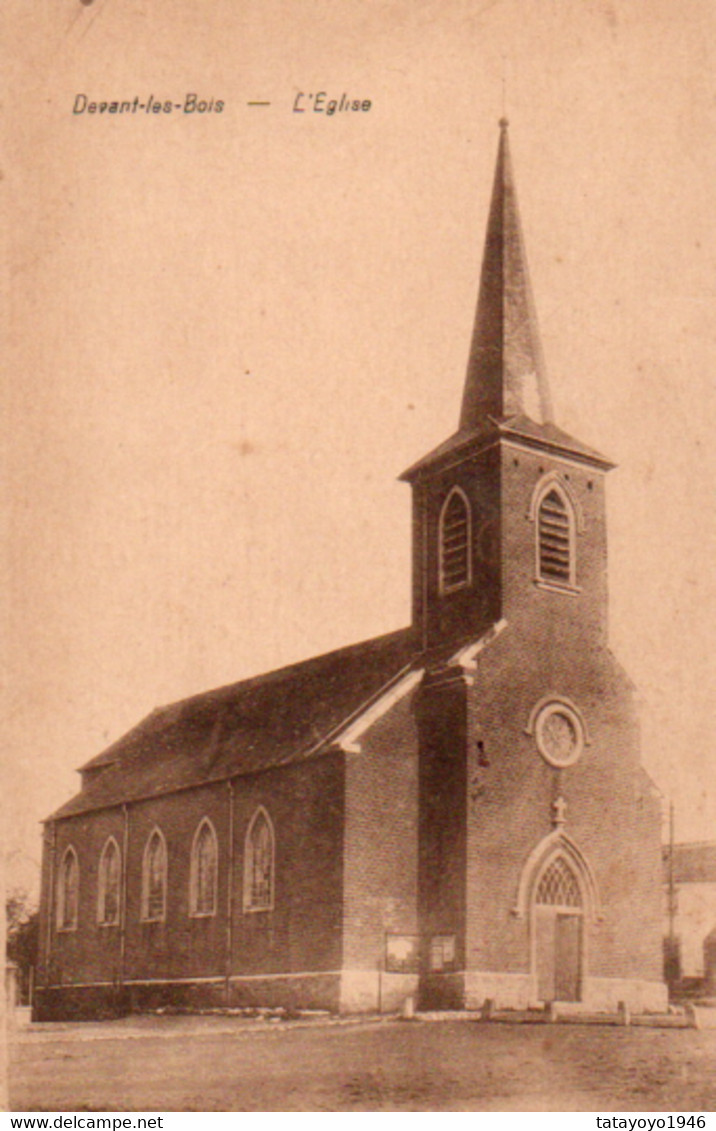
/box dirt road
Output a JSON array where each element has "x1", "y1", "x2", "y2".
[{"x1": 9, "y1": 1015, "x2": 716, "y2": 1111}]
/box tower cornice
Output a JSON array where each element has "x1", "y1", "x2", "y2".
[{"x1": 400, "y1": 416, "x2": 614, "y2": 483}]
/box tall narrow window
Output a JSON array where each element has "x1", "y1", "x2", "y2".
[
  {"x1": 537, "y1": 488, "x2": 574, "y2": 586},
  {"x1": 57, "y1": 846, "x2": 79, "y2": 930},
  {"x1": 243, "y1": 808, "x2": 274, "y2": 912},
  {"x1": 97, "y1": 837, "x2": 121, "y2": 926},
  {"x1": 439, "y1": 487, "x2": 471, "y2": 594},
  {"x1": 141, "y1": 828, "x2": 167, "y2": 922},
  {"x1": 189, "y1": 818, "x2": 218, "y2": 917}
]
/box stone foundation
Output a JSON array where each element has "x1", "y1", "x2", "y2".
[
  {"x1": 433, "y1": 970, "x2": 668, "y2": 1014},
  {"x1": 32, "y1": 968, "x2": 669, "y2": 1022},
  {"x1": 34, "y1": 973, "x2": 341, "y2": 1021},
  {"x1": 33, "y1": 969, "x2": 420, "y2": 1021},
  {"x1": 464, "y1": 971, "x2": 535, "y2": 1010},
  {"x1": 339, "y1": 970, "x2": 418, "y2": 1014},
  {"x1": 228, "y1": 972, "x2": 340, "y2": 1012},
  {"x1": 34, "y1": 983, "x2": 131, "y2": 1022},
  {"x1": 582, "y1": 977, "x2": 668, "y2": 1013},
  {"x1": 419, "y1": 972, "x2": 467, "y2": 1011}
]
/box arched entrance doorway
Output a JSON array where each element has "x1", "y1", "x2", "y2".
[{"x1": 533, "y1": 855, "x2": 583, "y2": 1002}]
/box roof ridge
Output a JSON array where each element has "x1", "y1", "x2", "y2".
[
  {"x1": 80, "y1": 626, "x2": 415, "y2": 772},
  {"x1": 49, "y1": 627, "x2": 421, "y2": 821},
  {"x1": 154, "y1": 625, "x2": 413, "y2": 711}
]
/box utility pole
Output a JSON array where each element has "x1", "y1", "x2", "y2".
[
  {"x1": 668, "y1": 802, "x2": 676, "y2": 943},
  {"x1": 665, "y1": 801, "x2": 680, "y2": 986}
]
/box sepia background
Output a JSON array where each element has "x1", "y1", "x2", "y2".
[{"x1": 4, "y1": 0, "x2": 716, "y2": 903}]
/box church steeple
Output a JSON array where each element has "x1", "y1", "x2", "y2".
[
  {"x1": 459, "y1": 118, "x2": 553, "y2": 429},
  {"x1": 402, "y1": 121, "x2": 609, "y2": 481},
  {"x1": 402, "y1": 121, "x2": 614, "y2": 654}
]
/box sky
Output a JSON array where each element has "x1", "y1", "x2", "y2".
[{"x1": 5, "y1": 0, "x2": 716, "y2": 903}]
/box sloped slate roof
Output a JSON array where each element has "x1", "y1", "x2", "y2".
[
  {"x1": 50, "y1": 627, "x2": 417, "y2": 821},
  {"x1": 663, "y1": 842, "x2": 716, "y2": 884}
]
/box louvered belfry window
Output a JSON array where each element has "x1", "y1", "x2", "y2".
[
  {"x1": 536, "y1": 857, "x2": 581, "y2": 908},
  {"x1": 538, "y1": 489, "x2": 572, "y2": 584},
  {"x1": 440, "y1": 488, "x2": 471, "y2": 593}
]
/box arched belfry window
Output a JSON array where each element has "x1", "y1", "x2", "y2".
[
  {"x1": 57, "y1": 846, "x2": 79, "y2": 930},
  {"x1": 439, "y1": 486, "x2": 472, "y2": 594},
  {"x1": 141, "y1": 827, "x2": 167, "y2": 922},
  {"x1": 536, "y1": 485, "x2": 576, "y2": 588},
  {"x1": 189, "y1": 818, "x2": 218, "y2": 917},
  {"x1": 97, "y1": 837, "x2": 121, "y2": 926},
  {"x1": 243, "y1": 807, "x2": 274, "y2": 912}
]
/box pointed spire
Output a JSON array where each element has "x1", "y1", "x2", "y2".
[{"x1": 459, "y1": 119, "x2": 554, "y2": 430}]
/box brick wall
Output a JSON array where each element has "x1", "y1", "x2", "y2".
[
  {"x1": 123, "y1": 782, "x2": 230, "y2": 983},
  {"x1": 460, "y1": 440, "x2": 663, "y2": 990},
  {"x1": 45, "y1": 805, "x2": 128, "y2": 989},
  {"x1": 37, "y1": 752, "x2": 345, "y2": 1013},
  {"x1": 229, "y1": 756, "x2": 344, "y2": 977},
  {"x1": 465, "y1": 628, "x2": 663, "y2": 984},
  {"x1": 500, "y1": 445, "x2": 609, "y2": 645},
  {"x1": 411, "y1": 445, "x2": 501, "y2": 649},
  {"x1": 416, "y1": 673, "x2": 468, "y2": 958},
  {"x1": 36, "y1": 430, "x2": 665, "y2": 1018},
  {"x1": 342, "y1": 694, "x2": 419, "y2": 973},
  {"x1": 410, "y1": 437, "x2": 664, "y2": 1001}
]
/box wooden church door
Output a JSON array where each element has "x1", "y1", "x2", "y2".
[{"x1": 534, "y1": 857, "x2": 583, "y2": 1002}]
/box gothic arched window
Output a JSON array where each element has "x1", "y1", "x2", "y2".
[
  {"x1": 243, "y1": 808, "x2": 274, "y2": 912},
  {"x1": 97, "y1": 837, "x2": 121, "y2": 926},
  {"x1": 439, "y1": 486, "x2": 472, "y2": 594},
  {"x1": 189, "y1": 818, "x2": 218, "y2": 917},
  {"x1": 57, "y1": 846, "x2": 79, "y2": 931},
  {"x1": 537, "y1": 486, "x2": 575, "y2": 587},
  {"x1": 536, "y1": 857, "x2": 582, "y2": 909},
  {"x1": 141, "y1": 827, "x2": 167, "y2": 922}
]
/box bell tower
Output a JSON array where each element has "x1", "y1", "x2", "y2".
[{"x1": 402, "y1": 120, "x2": 614, "y2": 654}]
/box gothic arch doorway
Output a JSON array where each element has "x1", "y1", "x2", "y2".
[{"x1": 533, "y1": 855, "x2": 583, "y2": 1002}]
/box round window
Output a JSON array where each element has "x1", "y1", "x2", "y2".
[{"x1": 534, "y1": 701, "x2": 584, "y2": 767}]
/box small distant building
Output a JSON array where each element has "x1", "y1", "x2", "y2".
[
  {"x1": 664, "y1": 841, "x2": 716, "y2": 988},
  {"x1": 34, "y1": 121, "x2": 667, "y2": 1021}
]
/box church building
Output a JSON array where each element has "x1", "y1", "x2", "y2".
[{"x1": 35, "y1": 121, "x2": 667, "y2": 1020}]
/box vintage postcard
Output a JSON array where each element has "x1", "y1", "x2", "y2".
[{"x1": 5, "y1": 0, "x2": 716, "y2": 1113}]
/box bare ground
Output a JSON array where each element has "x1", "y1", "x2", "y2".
[{"x1": 9, "y1": 1015, "x2": 716, "y2": 1112}]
